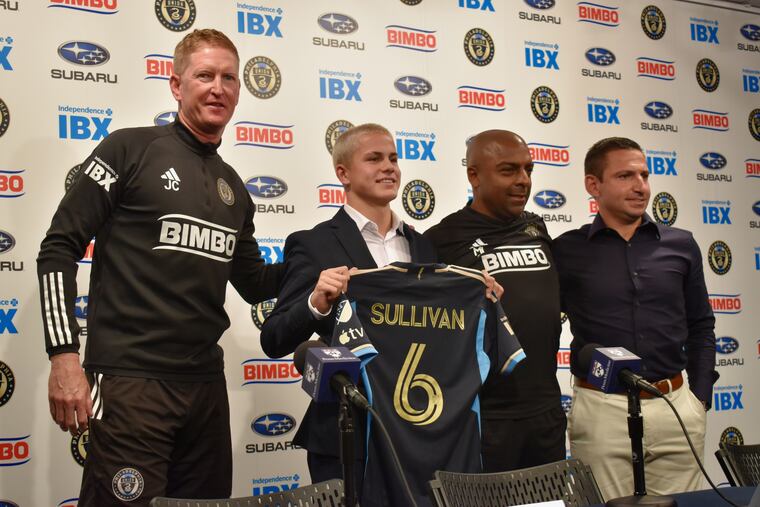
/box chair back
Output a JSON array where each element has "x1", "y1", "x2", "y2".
[
  {"x1": 150, "y1": 479, "x2": 344, "y2": 507},
  {"x1": 429, "y1": 458, "x2": 603, "y2": 507},
  {"x1": 717, "y1": 443, "x2": 760, "y2": 487}
]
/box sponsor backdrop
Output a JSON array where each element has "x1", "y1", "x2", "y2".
[{"x1": 0, "y1": 0, "x2": 758, "y2": 504}]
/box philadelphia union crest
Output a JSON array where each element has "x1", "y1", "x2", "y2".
[
  {"x1": 70, "y1": 428, "x2": 89, "y2": 466},
  {"x1": 720, "y1": 427, "x2": 744, "y2": 446},
  {"x1": 0, "y1": 98, "x2": 9, "y2": 138},
  {"x1": 531, "y1": 86, "x2": 559, "y2": 123},
  {"x1": 112, "y1": 467, "x2": 145, "y2": 502},
  {"x1": 155, "y1": 0, "x2": 196, "y2": 32},
  {"x1": 325, "y1": 120, "x2": 354, "y2": 154},
  {"x1": 0, "y1": 360, "x2": 15, "y2": 408},
  {"x1": 641, "y1": 5, "x2": 666, "y2": 40},
  {"x1": 244, "y1": 56, "x2": 281, "y2": 99},
  {"x1": 696, "y1": 58, "x2": 719, "y2": 93},
  {"x1": 708, "y1": 240, "x2": 731, "y2": 275},
  {"x1": 749, "y1": 108, "x2": 760, "y2": 142},
  {"x1": 402, "y1": 180, "x2": 435, "y2": 220},
  {"x1": 651, "y1": 192, "x2": 677, "y2": 226},
  {"x1": 251, "y1": 298, "x2": 277, "y2": 330},
  {"x1": 464, "y1": 28, "x2": 494, "y2": 66}
]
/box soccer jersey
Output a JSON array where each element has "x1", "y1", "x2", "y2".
[{"x1": 331, "y1": 262, "x2": 525, "y2": 507}]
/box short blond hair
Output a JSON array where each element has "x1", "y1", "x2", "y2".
[
  {"x1": 173, "y1": 29, "x2": 239, "y2": 76},
  {"x1": 332, "y1": 123, "x2": 393, "y2": 168}
]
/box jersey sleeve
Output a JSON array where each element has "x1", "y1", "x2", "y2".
[
  {"x1": 229, "y1": 192, "x2": 284, "y2": 304},
  {"x1": 330, "y1": 295, "x2": 377, "y2": 367},
  {"x1": 36, "y1": 131, "x2": 132, "y2": 357},
  {"x1": 489, "y1": 299, "x2": 526, "y2": 376}
]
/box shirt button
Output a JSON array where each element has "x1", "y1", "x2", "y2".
[
  {"x1": 633, "y1": 271, "x2": 639, "y2": 277},
  {"x1": 627, "y1": 243, "x2": 632, "y2": 247}
]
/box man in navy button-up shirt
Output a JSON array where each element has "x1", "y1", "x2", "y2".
[{"x1": 554, "y1": 137, "x2": 716, "y2": 501}]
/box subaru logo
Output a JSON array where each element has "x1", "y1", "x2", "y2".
[
  {"x1": 753, "y1": 200, "x2": 760, "y2": 217},
  {"x1": 317, "y1": 13, "x2": 358, "y2": 34},
  {"x1": 394, "y1": 76, "x2": 432, "y2": 97},
  {"x1": 699, "y1": 153, "x2": 727, "y2": 170},
  {"x1": 644, "y1": 101, "x2": 673, "y2": 120},
  {"x1": 74, "y1": 296, "x2": 89, "y2": 320},
  {"x1": 0, "y1": 230, "x2": 15, "y2": 254},
  {"x1": 715, "y1": 337, "x2": 739, "y2": 355},
  {"x1": 533, "y1": 190, "x2": 566, "y2": 209},
  {"x1": 560, "y1": 395, "x2": 573, "y2": 413},
  {"x1": 585, "y1": 48, "x2": 616, "y2": 67},
  {"x1": 524, "y1": 0, "x2": 555, "y2": 9},
  {"x1": 154, "y1": 111, "x2": 177, "y2": 126},
  {"x1": 740, "y1": 24, "x2": 760, "y2": 42},
  {"x1": 58, "y1": 41, "x2": 110, "y2": 66},
  {"x1": 245, "y1": 176, "x2": 288, "y2": 199},
  {"x1": 251, "y1": 413, "x2": 296, "y2": 437}
]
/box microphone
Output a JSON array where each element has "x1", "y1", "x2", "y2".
[
  {"x1": 578, "y1": 344, "x2": 662, "y2": 398},
  {"x1": 293, "y1": 340, "x2": 370, "y2": 410}
]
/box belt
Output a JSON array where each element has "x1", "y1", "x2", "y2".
[{"x1": 576, "y1": 372, "x2": 683, "y2": 400}]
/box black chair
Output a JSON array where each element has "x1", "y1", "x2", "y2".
[
  {"x1": 428, "y1": 458, "x2": 604, "y2": 507},
  {"x1": 715, "y1": 442, "x2": 760, "y2": 487},
  {"x1": 149, "y1": 479, "x2": 344, "y2": 507}
]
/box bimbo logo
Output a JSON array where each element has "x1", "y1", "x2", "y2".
[
  {"x1": 317, "y1": 184, "x2": 345, "y2": 208},
  {"x1": 577, "y1": 2, "x2": 619, "y2": 27},
  {"x1": 385, "y1": 25, "x2": 437, "y2": 52},
  {"x1": 746, "y1": 159, "x2": 760, "y2": 178},
  {"x1": 144, "y1": 54, "x2": 173, "y2": 80},
  {"x1": 242, "y1": 359, "x2": 300, "y2": 385},
  {"x1": 457, "y1": 86, "x2": 505, "y2": 111},
  {"x1": 78, "y1": 240, "x2": 95, "y2": 264},
  {"x1": 692, "y1": 109, "x2": 729, "y2": 131},
  {"x1": 709, "y1": 294, "x2": 742, "y2": 314},
  {"x1": 528, "y1": 143, "x2": 570, "y2": 167},
  {"x1": 557, "y1": 347, "x2": 570, "y2": 369},
  {"x1": 235, "y1": 121, "x2": 294, "y2": 149},
  {"x1": 0, "y1": 170, "x2": 24, "y2": 198},
  {"x1": 0, "y1": 435, "x2": 30, "y2": 466},
  {"x1": 636, "y1": 57, "x2": 675, "y2": 81},
  {"x1": 48, "y1": 0, "x2": 118, "y2": 14}
]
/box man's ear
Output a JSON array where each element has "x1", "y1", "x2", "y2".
[
  {"x1": 169, "y1": 73, "x2": 182, "y2": 102},
  {"x1": 585, "y1": 173, "x2": 601, "y2": 198},
  {"x1": 466, "y1": 165, "x2": 479, "y2": 189},
  {"x1": 335, "y1": 164, "x2": 350, "y2": 187}
]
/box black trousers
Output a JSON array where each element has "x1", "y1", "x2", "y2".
[
  {"x1": 481, "y1": 405, "x2": 567, "y2": 472},
  {"x1": 79, "y1": 374, "x2": 231, "y2": 506}
]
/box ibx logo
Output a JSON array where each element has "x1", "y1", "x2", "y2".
[
  {"x1": 385, "y1": 25, "x2": 437, "y2": 52},
  {"x1": 713, "y1": 385, "x2": 744, "y2": 412},
  {"x1": 237, "y1": 4, "x2": 283, "y2": 38},
  {"x1": 317, "y1": 184, "x2": 345, "y2": 209},
  {"x1": 755, "y1": 247, "x2": 760, "y2": 271},
  {"x1": 738, "y1": 24, "x2": 760, "y2": 53},
  {"x1": 641, "y1": 101, "x2": 676, "y2": 133},
  {"x1": 0, "y1": 435, "x2": 30, "y2": 466},
  {"x1": 0, "y1": 298, "x2": 18, "y2": 334},
  {"x1": 314, "y1": 13, "x2": 364, "y2": 51},
  {"x1": 528, "y1": 143, "x2": 570, "y2": 167},
  {"x1": 53, "y1": 41, "x2": 116, "y2": 84},
  {"x1": 701, "y1": 199, "x2": 731, "y2": 225},
  {"x1": 742, "y1": 68, "x2": 760, "y2": 94},
  {"x1": 0, "y1": 170, "x2": 24, "y2": 198},
  {"x1": 587, "y1": 96, "x2": 620, "y2": 125},
  {"x1": 58, "y1": 104, "x2": 112, "y2": 141},
  {"x1": 319, "y1": 69, "x2": 361, "y2": 101},
  {"x1": 636, "y1": 57, "x2": 675, "y2": 81},
  {"x1": 0, "y1": 36, "x2": 13, "y2": 71},
  {"x1": 582, "y1": 47, "x2": 621, "y2": 80},
  {"x1": 144, "y1": 53, "x2": 173, "y2": 80},
  {"x1": 457, "y1": 85, "x2": 505, "y2": 112},
  {"x1": 747, "y1": 158, "x2": 760, "y2": 179},
  {"x1": 235, "y1": 121, "x2": 294, "y2": 149},
  {"x1": 715, "y1": 337, "x2": 742, "y2": 367},
  {"x1": 458, "y1": 0, "x2": 495, "y2": 12},
  {"x1": 524, "y1": 41, "x2": 559, "y2": 70},
  {"x1": 48, "y1": 0, "x2": 118, "y2": 15},
  {"x1": 577, "y1": 2, "x2": 619, "y2": 27},
  {"x1": 533, "y1": 190, "x2": 571, "y2": 223},
  {"x1": 519, "y1": 0, "x2": 561, "y2": 25},
  {"x1": 697, "y1": 152, "x2": 730, "y2": 183},
  {"x1": 709, "y1": 294, "x2": 741, "y2": 315},
  {"x1": 242, "y1": 359, "x2": 300, "y2": 386},
  {"x1": 256, "y1": 237, "x2": 284, "y2": 265},
  {"x1": 646, "y1": 149, "x2": 677, "y2": 176},
  {"x1": 391, "y1": 76, "x2": 438, "y2": 112},
  {"x1": 689, "y1": 17, "x2": 719, "y2": 44},
  {"x1": 252, "y1": 474, "x2": 300, "y2": 496},
  {"x1": 395, "y1": 130, "x2": 436, "y2": 161},
  {"x1": 692, "y1": 109, "x2": 729, "y2": 132}
]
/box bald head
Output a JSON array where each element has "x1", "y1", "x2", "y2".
[{"x1": 466, "y1": 129, "x2": 533, "y2": 221}]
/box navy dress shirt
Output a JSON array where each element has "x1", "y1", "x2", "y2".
[{"x1": 553, "y1": 213, "x2": 717, "y2": 404}]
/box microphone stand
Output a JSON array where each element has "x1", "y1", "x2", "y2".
[
  {"x1": 338, "y1": 390, "x2": 359, "y2": 507},
  {"x1": 606, "y1": 388, "x2": 675, "y2": 507}
]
